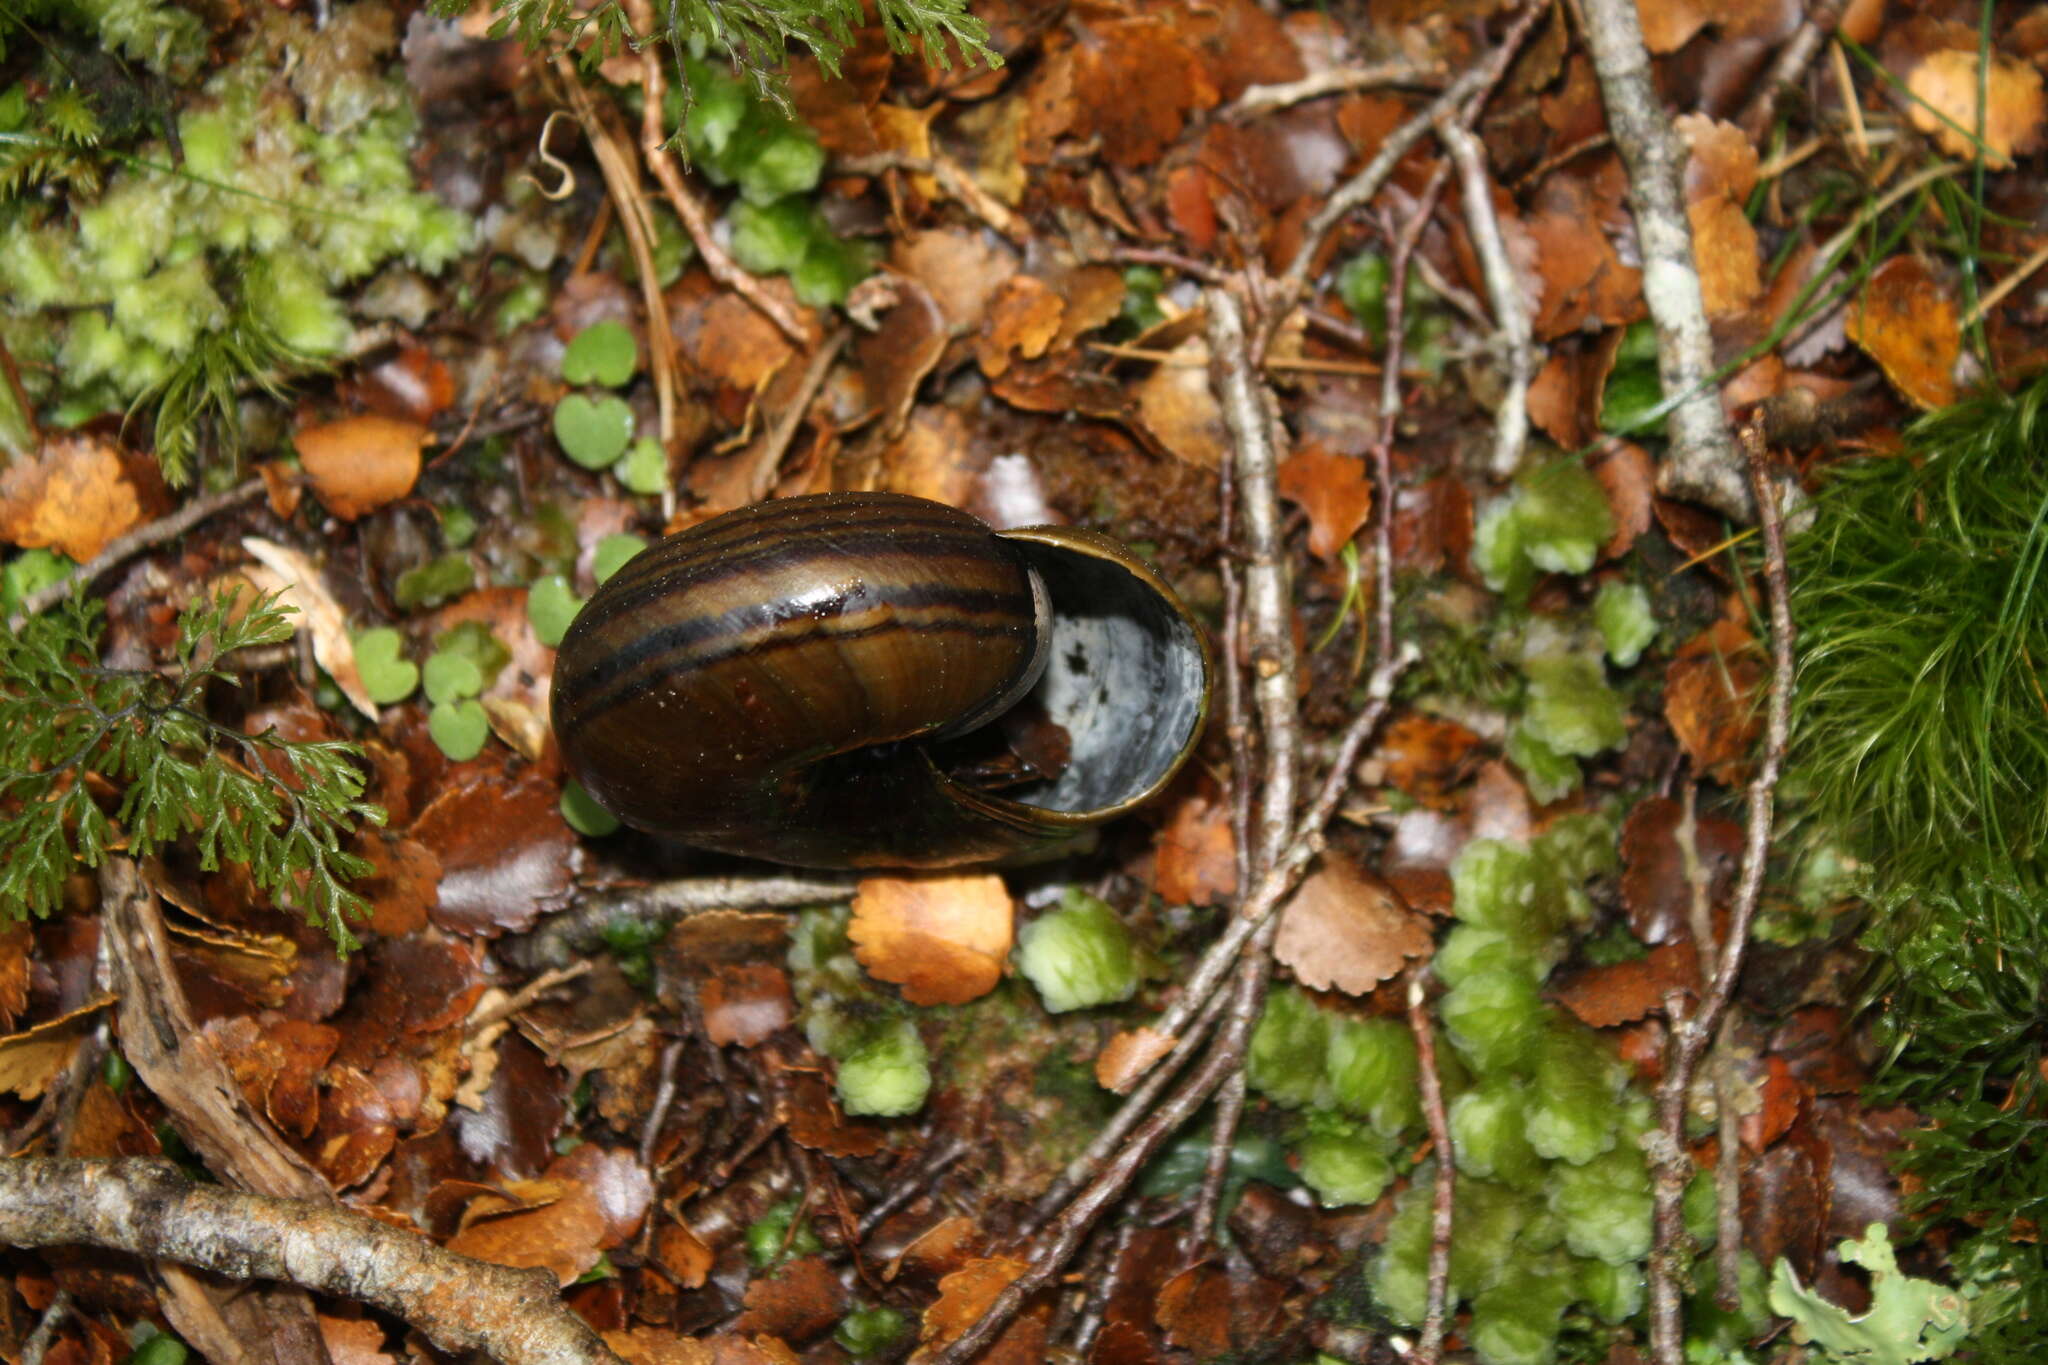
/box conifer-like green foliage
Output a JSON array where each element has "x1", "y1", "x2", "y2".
[
  {"x1": 445, "y1": 0, "x2": 997, "y2": 100},
  {"x1": 0, "y1": 592, "x2": 383, "y2": 950}
]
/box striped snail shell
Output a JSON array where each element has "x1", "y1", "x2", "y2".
[{"x1": 549, "y1": 492, "x2": 1211, "y2": 869}]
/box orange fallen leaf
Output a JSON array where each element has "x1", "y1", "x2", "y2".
[
  {"x1": 1156, "y1": 1262, "x2": 1233, "y2": 1356},
  {"x1": 848, "y1": 874, "x2": 1013, "y2": 1006},
  {"x1": 1273, "y1": 855, "x2": 1431, "y2": 996},
  {"x1": 444, "y1": 1178, "x2": 606, "y2": 1285},
  {"x1": 921, "y1": 1257, "x2": 1030, "y2": 1349},
  {"x1": 1277, "y1": 446, "x2": 1374, "y2": 562},
  {"x1": 1846, "y1": 255, "x2": 1959, "y2": 410},
  {"x1": 977, "y1": 275, "x2": 1065, "y2": 379},
  {"x1": 1908, "y1": 49, "x2": 2045, "y2": 169},
  {"x1": 1552, "y1": 940, "x2": 1700, "y2": 1028},
  {"x1": 1688, "y1": 197, "x2": 1763, "y2": 319},
  {"x1": 0, "y1": 996, "x2": 114, "y2": 1100},
  {"x1": 0, "y1": 434, "x2": 143, "y2": 561},
  {"x1": 1096, "y1": 1025, "x2": 1174, "y2": 1093},
  {"x1": 1152, "y1": 788, "x2": 1237, "y2": 907},
  {"x1": 735, "y1": 1255, "x2": 846, "y2": 1344},
  {"x1": 1137, "y1": 335, "x2": 1227, "y2": 468},
  {"x1": 294, "y1": 415, "x2": 427, "y2": 521}
]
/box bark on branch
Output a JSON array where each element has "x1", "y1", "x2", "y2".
[
  {"x1": 0, "y1": 1157, "x2": 627, "y2": 1365},
  {"x1": 1581, "y1": 0, "x2": 1748, "y2": 520}
]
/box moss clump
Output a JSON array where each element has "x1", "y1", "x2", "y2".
[{"x1": 0, "y1": 2, "x2": 469, "y2": 481}]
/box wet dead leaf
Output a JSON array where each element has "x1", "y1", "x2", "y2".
[
  {"x1": 780, "y1": 1072, "x2": 886, "y2": 1159},
  {"x1": 1378, "y1": 712, "x2": 1485, "y2": 806},
  {"x1": 1273, "y1": 856, "x2": 1430, "y2": 995},
  {"x1": 919, "y1": 1256, "x2": 1030, "y2": 1352},
  {"x1": 700, "y1": 963, "x2": 794, "y2": 1047},
  {"x1": 735, "y1": 1256, "x2": 846, "y2": 1343},
  {"x1": 1688, "y1": 196, "x2": 1763, "y2": 319},
  {"x1": 294, "y1": 415, "x2": 427, "y2": 521},
  {"x1": 1156, "y1": 1262, "x2": 1233, "y2": 1356},
  {"x1": 1846, "y1": 255, "x2": 1959, "y2": 410},
  {"x1": 1664, "y1": 620, "x2": 1765, "y2": 786},
  {"x1": 1907, "y1": 49, "x2": 2045, "y2": 168},
  {"x1": 1277, "y1": 446, "x2": 1373, "y2": 562},
  {"x1": 1592, "y1": 441, "x2": 1655, "y2": 561},
  {"x1": 1552, "y1": 941, "x2": 1700, "y2": 1028},
  {"x1": 445, "y1": 1168, "x2": 607, "y2": 1285},
  {"x1": 848, "y1": 874, "x2": 1013, "y2": 1006},
  {"x1": 0, "y1": 434, "x2": 143, "y2": 561},
  {"x1": 1620, "y1": 794, "x2": 1746, "y2": 946}
]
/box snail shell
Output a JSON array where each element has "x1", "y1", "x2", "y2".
[{"x1": 550, "y1": 492, "x2": 1210, "y2": 868}]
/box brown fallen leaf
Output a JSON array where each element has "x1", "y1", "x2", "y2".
[
  {"x1": 0, "y1": 996, "x2": 114, "y2": 1100},
  {"x1": 445, "y1": 1177, "x2": 607, "y2": 1285},
  {"x1": 1272, "y1": 855, "x2": 1431, "y2": 996},
  {"x1": 1846, "y1": 255, "x2": 1959, "y2": 410},
  {"x1": 1277, "y1": 445, "x2": 1373, "y2": 562},
  {"x1": 294, "y1": 415, "x2": 427, "y2": 521},
  {"x1": 700, "y1": 963, "x2": 794, "y2": 1047},
  {"x1": 1136, "y1": 334, "x2": 1227, "y2": 469},
  {"x1": 920, "y1": 1256, "x2": 1030, "y2": 1350},
  {"x1": 977, "y1": 275, "x2": 1065, "y2": 379},
  {"x1": 735, "y1": 1256, "x2": 846, "y2": 1344},
  {"x1": 848, "y1": 874, "x2": 1013, "y2": 1007},
  {"x1": 1552, "y1": 941, "x2": 1700, "y2": 1028}
]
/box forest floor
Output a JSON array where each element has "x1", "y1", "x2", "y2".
[{"x1": 1, "y1": 1, "x2": 2042, "y2": 1364}]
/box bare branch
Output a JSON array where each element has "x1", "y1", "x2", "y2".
[{"x1": 0, "y1": 1158, "x2": 626, "y2": 1365}]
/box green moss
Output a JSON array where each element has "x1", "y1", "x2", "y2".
[{"x1": 0, "y1": 3, "x2": 471, "y2": 482}]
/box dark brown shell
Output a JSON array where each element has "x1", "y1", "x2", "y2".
[{"x1": 551, "y1": 492, "x2": 1208, "y2": 868}]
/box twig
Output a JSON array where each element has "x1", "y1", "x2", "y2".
[
  {"x1": 1738, "y1": 0, "x2": 1852, "y2": 139},
  {"x1": 931, "y1": 917, "x2": 1284, "y2": 1365},
  {"x1": 1407, "y1": 967, "x2": 1455, "y2": 1365},
  {"x1": 1186, "y1": 1069, "x2": 1247, "y2": 1254},
  {"x1": 0, "y1": 1158, "x2": 626, "y2": 1365},
  {"x1": 1230, "y1": 59, "x2": 1440, "y2": 118},
  {"x1": 553, "y1": 61, "x2": 680, "y2": 478},
  {"x1": 1371, "y1": 167, "x2": 1446, "y2": 671},
  {"x1": 11, "y1": 478, "x2": 267, "y2": 628},
  {"x1": 465, "y1": 961, "x2": 594, "y2": 1035},
  {"x1": 20, "y1": 1288, "x2": 70, "y2": 1365},
  {"x1": 1964, "y1": 234, "x2": 2048, "y2": 328},
  {"x1": 835, "y1": 151, "x2": 1028, "y2": 242},
  {"x1": 737, "y1": 328, "x2": 849, "y2": 502},
  {"x1": 1642, "y1": 422, "x2": 1795, "y2": 1364},
  {"x1": 1675, "y1": 784, "x2": 1743, "y2": 1310},
  {"x1": 1271, "y1": 0, "x2": 1545, "y2": 345},
  {"x1": 624, "y1": 0, "x2": 807, "y2": 346},
  {"x1": 1581, "y1": 0, "x2": 1745, "y2": 519},
  {"x1": 514, "y1": 873, "x2": 856, "y2": 969},
  {"x1": 1440, "y1": 121, "x2": 1535, "y2": 479}
]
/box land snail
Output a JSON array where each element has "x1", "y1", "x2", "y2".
[{"x1": 551, "y1": 492, "x2": 1212, "y2": 869}]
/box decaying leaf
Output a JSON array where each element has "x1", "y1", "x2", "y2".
[
  {"x1": 1273, "y1": 855, "x2": 1431, "y2": 995},
  {"x1": 1277, "y1": 446, "x2": 1374, "y2": 561},
  {"x1": 0, "y1": 996, "x2": 113, "y2": 1100},
  {"x1": 1664, "y1": 620, "x2": 1765, "y2": 785},
  {"x1": 242, "y1": 535, "x2": 380, "y2": 721}
]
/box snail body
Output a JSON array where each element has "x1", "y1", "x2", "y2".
[{"x1": 550, "y1": 492, "x2": 1209, "y2": 868}]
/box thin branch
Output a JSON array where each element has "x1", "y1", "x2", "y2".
[
  {"x1": 1738, "y1": 0, "x2": 1852, "y2": 139},
  {"x1": 624, "y1": 0, "x2": 808, "y2": 346},
  {"x1": 1230, "y1": 59, "x2": 1440, "y2": 118},
  {"x1": 834, "y1": 151, "x2": 1028, "y2": 242},
  {"x1": 11, "y1": 479, "x2": 267, "y2": 628},
  {"x1": 1581, "y1": 0, "x2": 1745, "y2": 519},
  {"x1": 1407, "y1": 967, "x2": 1455, "y2": 1365},
  {"x1": 1642, "y1": 421, "x2": 1795, "y2": 1364},
  {"x1": 1371, "y1": 167, "x2": 1446, "y2": 673},
  {"x1": 0, "y1": 1158, "x2": 626, "y2": 1365},
  {"x1": 513, "y1": 873, "x2": 856, "y2": 969},
  {"x1": 1440, "y1": 121, "x2": 1535, "y2": 480}
]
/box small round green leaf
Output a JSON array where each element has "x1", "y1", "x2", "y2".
[
  {"x1": 561, "y1": 320, "x2": 639, "y2": 388},
  {"x1": 616, "y1": 436, "x2": 670, "y2": 496},
  {"x1": 422, "y1": 650, "x2": 484, "y2": 705},
  {"x1": 353, "y1": 627, "x2": 419, "y2": 704},
  {"x1": 561, "y1": 780, "x2": 621, "y2": 836},
  {"x1": 594, "y1": 533, "x2": 649, "y2": 584},
  {"x1": 528, "y1": 574, "x2": 584, "y2": 647},
  {"x1": 129, "y1": 1332, "x2": 190, "y2": 1365},
  {"x1": 428, "y1": 698, "x2": 489, "y2": 761},
  {"x1": 554, "y1": 394, "x2": 635, "y2": 469}
]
